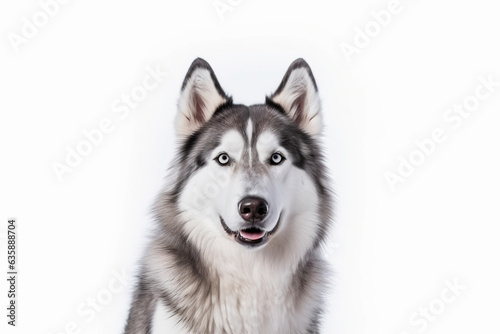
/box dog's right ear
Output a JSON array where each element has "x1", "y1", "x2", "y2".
[{"x1": 175, "y1": 58, "x2": 230, "y2": 137}]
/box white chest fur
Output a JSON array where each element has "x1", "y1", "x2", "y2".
[
  {"x1": 147, "y1": 211, "x2": 323, "y2": 333},
  {"x1": 151, "y1": 268, "x2": 314, "y2": 334}
]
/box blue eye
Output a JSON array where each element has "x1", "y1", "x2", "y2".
[
  {"x1": 270, "y1": 153, "x2": 285, "y2": 165},
  {"x1": 216, "y1": 153, "x2": 230, "y2": 166}
]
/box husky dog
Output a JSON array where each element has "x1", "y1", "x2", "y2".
[{"x1": 124, "y1": 58, "x2": 333, "y2": 334}]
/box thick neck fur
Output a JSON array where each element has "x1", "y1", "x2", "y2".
[{"x1": 146, "y1": 197, "x2": 325, "y2": 334}]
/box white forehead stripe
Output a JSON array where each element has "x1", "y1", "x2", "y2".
[
  {"x1": 246, "y1": 119, "x2": 253, "y2": 167},
  {"x1": 246, "y1": 119, "x2": 253, "y2": 143}
]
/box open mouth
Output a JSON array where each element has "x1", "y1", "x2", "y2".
[{"x1": 220, "y1": 213, "x2": 282, "y2": 247}]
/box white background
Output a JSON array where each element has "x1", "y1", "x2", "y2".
[{"x1": 1, "y1": 0, "x2": 500, "y2": 333}]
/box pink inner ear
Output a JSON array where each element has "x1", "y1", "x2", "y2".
[
  {"x1": 290, "y1": 91, "x2": 307, "y2": 124},
  {"x1": 191, "y1": 90, "x2": 207, "y2": 123},
  {"x1": 176, "y1": 67, "x2": 229, "y2": 137},
  {"x1": 267, "y1": 61, "x2": 322, "y2": 136}
]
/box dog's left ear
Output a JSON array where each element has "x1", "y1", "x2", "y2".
[
  {"x1": 267, "y1": 58, "x2": 322, "y2": 136},
  {"x1": 176, "y1": 58, "x2": 230, "y2": 137}
]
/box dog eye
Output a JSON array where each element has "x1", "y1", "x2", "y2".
[
  {"x1": 216, "y1": 153, "x2": 231, "y2": 166},
  {"x1": 270, "y1": 153, "x2": 285, "y2": 165}
]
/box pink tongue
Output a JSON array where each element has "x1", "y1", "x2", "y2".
[{"x1": 239, "y1": 230, "x2": 266, "y2": 240}]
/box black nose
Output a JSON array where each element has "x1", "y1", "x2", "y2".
[{"x1": 238, "y1": 197, "x2": 269, "y2": 222}]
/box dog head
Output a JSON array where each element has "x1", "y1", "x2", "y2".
[{"x1": 168, "y1": 58, "x2": 330, "y2": 251}]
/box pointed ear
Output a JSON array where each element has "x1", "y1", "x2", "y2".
[
  {"x1": 267, "y1": 59, "x2": 322, "y2": 136},
  {"x1": 176, "y1": 58, "x2": 230, "y2": 136}
]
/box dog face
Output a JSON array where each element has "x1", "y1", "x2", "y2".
[{"x1": 170, "y1": 58, "x2": 328, "y2": 250}]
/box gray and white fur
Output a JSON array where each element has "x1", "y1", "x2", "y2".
[{"x1": 124, "y1": 58, "x2": 333, "y2": 334}]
